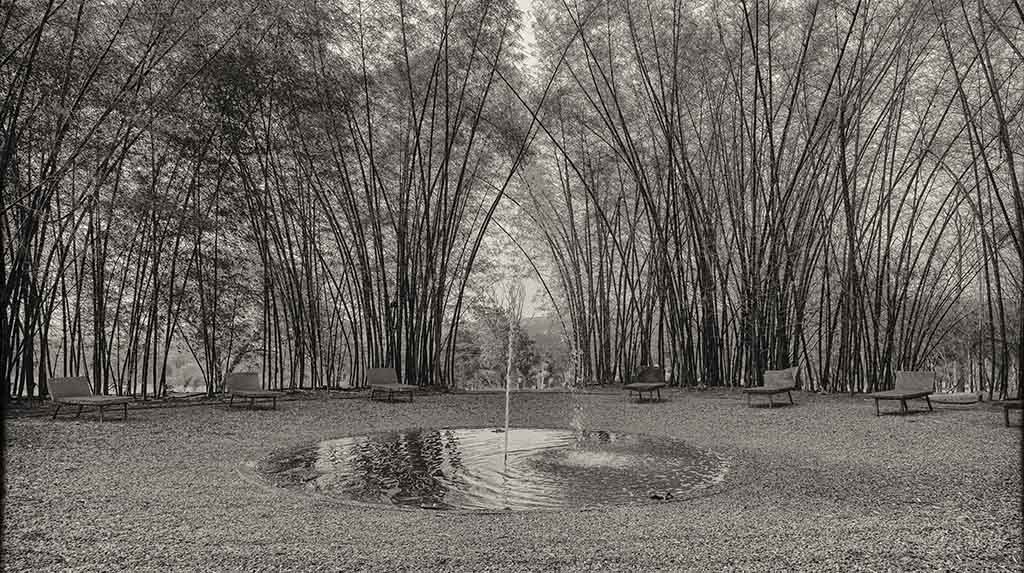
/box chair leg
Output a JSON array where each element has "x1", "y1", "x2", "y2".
[
  {"x1": 1005, "y1": 407, "x2": 1010, "y2": 428},
  {"x1": 249, "y1": 397, "x2": 255, "y2": 410},
  {"x1": 273, "y1": 397, "x2": 277, "y2": 410},
  {"x1": 656, "y1": 388, "x2": 662, "y2": 401},
  {"x1": 52, "y1": 404, "x2": 61, "y2": 420},
  {"x1": 874, "y1": 399, "x2": 879, "y2": 416},
  {"x1": 123, "y1": 403, "x2": 128, "y2": 421},
  {"x1": 768, "y1": 395, "x2": 774, "y2": 408},
  {"x1": 229, "y1": 395, "x2": 234, "y2": 408},
  {"x1": 788, "y1": 391, "x2": 793, "y2": 405},
  {"x1": 99, "y1": 405, "x2": 104, "y2": 423},
  {"x1": 925, "y1": 396, "x2": 932, "y2": 411},
  {"x1": 75, "y1": 405, "x2": 83, "y2": 418}
]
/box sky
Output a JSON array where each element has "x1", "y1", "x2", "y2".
[
  {"x1": 517, "y1": 0, "x2": 538, "y2": 69},
  {"x1": 487, "y1": 0, "x2": 543, "y2": 318}
]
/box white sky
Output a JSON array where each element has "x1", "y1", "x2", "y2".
[{"x1": 517, "y1": 0, "x2": 538, "y2": 69}]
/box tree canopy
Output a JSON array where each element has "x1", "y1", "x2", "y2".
[{"x1": 2, "y1": 0, "x2": 1020, "y2": 400}]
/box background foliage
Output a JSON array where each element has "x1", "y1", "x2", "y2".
[{"x1": 2, "y1": 0, "x2": 1020, "y2": 399}]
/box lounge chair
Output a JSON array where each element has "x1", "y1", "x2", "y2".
[
  {"x1": 224, "y1": 372, "x2": 283, "y2": 409},
  {"x1": 367, "y1": 367, "x2": 416, "y2": 402},
  {"x1": 743, "y1": 367, "x2": 797, "y2": 408},
  {"x1": 47, "y1": 376, "x2": 132, "y2": 422},
  {"x1": 623, "y1": 366, "x2": 667, "y2": 402},
  {"x1": 868, "y1": 371, "x2": 934, "y2": 416}
]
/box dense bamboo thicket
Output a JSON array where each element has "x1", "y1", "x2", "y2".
[
  {"x1": 517, "y1": 0, "x2": 1021, "y2": 397},
  {"x1": 2, "y1": 0, "x2": 533, "y2": 397},
  {"x1": 2, "y1": 0, "x2": 1021, "y2": 400}
]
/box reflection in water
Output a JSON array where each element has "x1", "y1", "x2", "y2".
[{"x1": 259, "y1": 428, "x2": 729, "y2": 511}]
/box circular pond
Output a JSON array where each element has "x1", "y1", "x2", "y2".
[{"x1": 258, "y1": 428, "x2": 730, "y2": 511}]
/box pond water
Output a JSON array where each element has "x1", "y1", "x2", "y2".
[{"x1": 258, "y1": 428, "x2": 730, "y2": 510}]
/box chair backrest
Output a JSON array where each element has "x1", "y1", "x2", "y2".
[
  {"x1": 763, "y1": 367, "x2": 798, "y2": 389},
  {"x1": 636, "y1": 366, "x2": 664, "y2": 384},
  {"x1": 894, "y1": 371, "x2": 935, "y2": 393},
  {"x1": 224, "y1": 372, "x2": 261, "y2": 393},
  {"x1": 366, "y1": 367, "x2": 399, "y2": 385},
  {"x1": 46, "y1": 376, "x2": 94, "y2": 400}
]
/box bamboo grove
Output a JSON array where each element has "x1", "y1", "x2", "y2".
[
  {"x1": 518, "y1": 0, "x2": 1022, "y2": 396},
  {"x1": 2, "y1": 0, "x2": 1021, "y2": 400},
  {"x1": 2, "y1": 0, "x2": 532, "y2": 397}
]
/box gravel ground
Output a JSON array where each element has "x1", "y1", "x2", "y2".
[{"x1": 3, "y1": 389, "x2": 1021, "y2": 572}]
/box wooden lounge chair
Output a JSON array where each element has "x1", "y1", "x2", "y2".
[
  {"x1": 623, "y1": 366, "x2": 667, "y2": 402},
  {"x1": 224, "y1": 372, "x2": 283, "y2": 410},
  {"x1": 367, "y1": 368, "x2": 416, "y2": 402},
  {"x1": 868, "y1": 371, "x2": 934, "y2": 416},
  {"x1": 743, "y1": 367, "x2": 797, "y2": 408},
  {"x1": 47, "y1": 376, "x2": 132, "y2": 422}
]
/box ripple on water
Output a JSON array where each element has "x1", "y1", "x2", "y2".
[{"x1": 258, "y1": 428, "x2": 730, "y2": 511}]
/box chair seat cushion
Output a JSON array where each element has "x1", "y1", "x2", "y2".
[
  {"x1": 55, "y1": 396, "x2": 132, "y2": 406},
  {"x1": 868, "y1": 390, "x2": 932, "y2": 400},
  {"x1": 623, "y1": 382, "x2": 667, "y2": 391},
  {"x1": 742, "y1": 386, "x2": 794, "y2": 395},
  {"x1": 229, "y1": 390, "x2": 283, "y2": 398}
]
